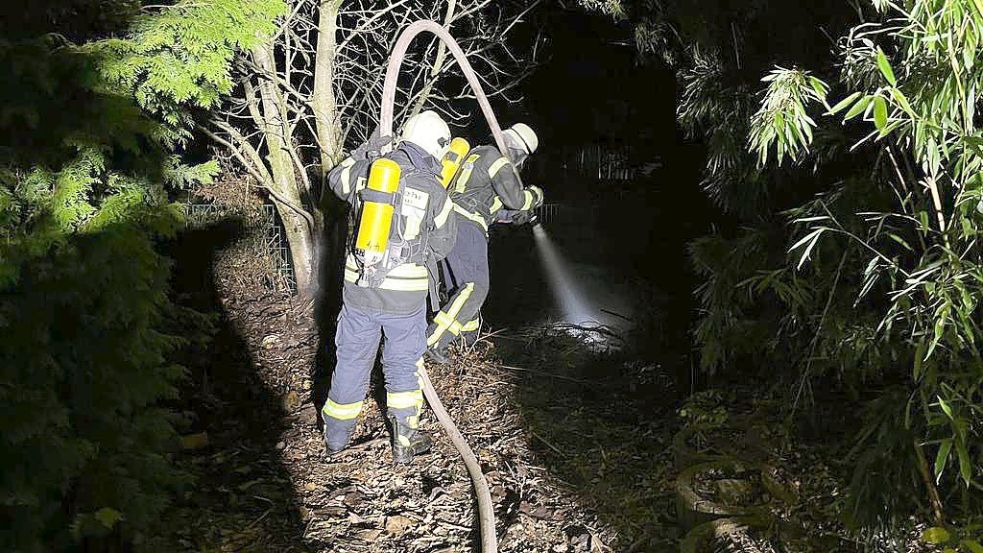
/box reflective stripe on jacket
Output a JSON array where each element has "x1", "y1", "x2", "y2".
[
  {"x1": 449, "y1": 144, "x2": 543, "y2": 233},
  {"x1": 327, "y1": 142, "x2": 457, "y2": 314},
  {"x1": 343, "y1": 255, "x2": 430, "y2": 292}
]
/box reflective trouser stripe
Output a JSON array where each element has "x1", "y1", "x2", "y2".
[
  {"x1": 322, "y1": 399, "x2": 363, "y2": 421},
  {"x1": 453, "y1": 204, "x2": 489, "y2": 232},
  {"x1": 388, "y1": 389, "x2": 424, "y2": 429},
  {"x1": 387, "y1": 389, "x2": 424, "y2": 410},
  {"x1": 461, "y1": 318, "x2": 480, "y2": 332},
  {"x1": 428, "y1": 283, "x2": 475, "y2": 346}
]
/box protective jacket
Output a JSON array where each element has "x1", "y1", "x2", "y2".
[
  {"x1": 426, "y1": 144, "x2": 542, "y2": 352},
  {"x1": 449, "y1": 145, "x2": 543, "y2": 233},
  {"x1": 328, "y1": 141, "x2": 457, "y2": 315}
]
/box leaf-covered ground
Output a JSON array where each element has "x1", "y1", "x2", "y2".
[
  {"x1": 156, "y1": 267, "x2": 681, "y2": 552},
  {"x1": 155, "y1": 214, "x2": 944, "y2": 552}
]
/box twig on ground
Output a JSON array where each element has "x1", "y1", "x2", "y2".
[
  {"x1": 600, "y1": 309, "x2": 632, "y2": 321},
  {"x1": 530, "y1": 430, "x2": 568, "y2": 457},
  {"x1": 493, "y1": 363, "x2": 599, "y2": 385}
]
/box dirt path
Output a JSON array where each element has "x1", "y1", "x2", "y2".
[
  {"x1": 155, "y1": 281, "x2": 680, "y2": 552},
  {"x1": 156, "y1": 272, "x2": 684, "y2": 553}
]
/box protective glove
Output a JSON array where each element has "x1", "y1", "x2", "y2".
[
  {"x1": 494, "y1": 210, "x2": 516, "y2": 224},
  {"x1": 510, "y1": 210, "x2": 532, "y2": 225},
  {"x1": 527, "y1": 185, "x2": 544, "y2": 209},
  {"x1": 352, "y1": 128, "x2": 393, "y2": 160}
]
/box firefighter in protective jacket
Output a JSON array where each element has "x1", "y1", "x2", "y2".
[
  {"x1": 323, "y1": 110, "x2": 457, "y2": 464},
  {"x1": 427, "y1": 123, "x2": 543, "y2": 358}
]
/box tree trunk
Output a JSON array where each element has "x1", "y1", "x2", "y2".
[
  {"x1": 313, "y1": 0, "x2": 344, "y2": 177},
  {"x1": 310, "y1": 0, "x2": 345, "y2": 300},
  {"x1": 275, "y1": 199, "x2": 317, "y2": 293},
  {"x1": 252, "y1": 42, "x2": 319, "y2": 295}
]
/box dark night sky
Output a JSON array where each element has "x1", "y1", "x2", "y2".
[{"x1": 503, "y1": 9, "x2": 679, "y2": 159}]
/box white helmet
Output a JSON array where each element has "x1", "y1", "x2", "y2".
[
  {"x1": 400, "y1": 110, "x2": 451, "y2": 159},
  {"x1": 503, "y1": 123, "x2": 538, "y2": 155}
]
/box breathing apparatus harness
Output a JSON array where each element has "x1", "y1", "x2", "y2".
[{"x1": 350, "y1": 147, "x2": 435, "y2": 290}]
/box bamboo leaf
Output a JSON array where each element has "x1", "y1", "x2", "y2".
[
  {"x1": 874, "y1": 96, "x2": 888, "y2": 130},
  {"x1": 789, "y1": 227, "x2": 824, "y2": 251},
  {"x1": 956, "y1": 438, "x2": 973, "y2": 486},
  {"x1": 844, "y1": 95, "x2": 872, "y2": 121},
  {"x1": 828, "y1": 91, "x2": 862, "y2": 115},
  {"x1": 939, "y1": 396, "x2": 954, "y2": 419},
  {"x1": 922, "y1": 527, "x2": 951, "y2": 544},
  {"x1": 914, "y1": 342, "x2": 927, "y2": 379},
  {"x1": 887, "y1": 232, "x2": 913, "y2": 251},
  {"x1": 890, "y1": 88, "x2": 915, "y2": 117},
  {"x1": 790, "y1": 228, "x2": 826, "y2": 269},
  {"x1": 934, "y1": 438, "x2": 952, "y2": 481},
  {"x1": 876, "y1": 48, "x2": 897, "y2": 85}
]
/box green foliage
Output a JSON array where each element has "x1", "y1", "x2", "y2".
[
  {"x1": 0, "y1": 216, "x2": 189, "y2": 551},
  {"x1": 748, "y1": 68, "x2": 828, "y2": 166},
  {"x1": 0, "y1": 1, "x2": 279, "y2": 549},
  {"x1": 678, "y1": 390, "x2": 729, "y2": 427},
  {"x1": 690, "y1": 228, "x2": 791, "y2": 371},
  {"x1": 610, "y1": 0, "x2": 983, "y2": 540},
  {"x1": 921, "y1": 522, "x2": 983, "y2": 552},
  {"x1": 91, "y1": 0, "x2": 285, "y2": 130},
  {"x1": 691, "y1": 0, "x2": 983, "y2": 536},
  {"x1": 676, "y1": 47, "x2": 769, "y2": 216}
]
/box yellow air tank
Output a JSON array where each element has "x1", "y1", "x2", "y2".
[
  {"x1": 355, "y1": 158, "x2": 401, "y2": 266},
  {"x1": 440, "y1": 137, "x2": 471, "y2": 188}
]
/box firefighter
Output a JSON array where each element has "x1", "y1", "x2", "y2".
[
  {"x1": 323, "y1": 110, "x2": 457, "y2": 464},
  {"x1": 427, "y1": 123, "x2": 544, "y2": 360}
]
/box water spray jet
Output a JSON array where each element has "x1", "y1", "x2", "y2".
[{"x1": 532, "y1": 224, "x2": 597, "y2": 327}]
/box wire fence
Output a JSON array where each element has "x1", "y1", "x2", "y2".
[
  {"x1": 534, "y1": 203, "x2": 599, "y2": 227},
  {"x1": 560, "y1": 144, "x2": 638, "y2": 182},
  {"x1": 535, "y1": 203, "x2": 561, "y2": 224},
  {"x1": 185, "y1": 202, "x2": 296, "y2": 291},
  {"x1": 182, "y1": 199, "x2": 579, "y2": 291}
]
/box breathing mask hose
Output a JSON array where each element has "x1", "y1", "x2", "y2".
[{"x1": 378, "y1": 20, "x2": 514, "y2": 553}]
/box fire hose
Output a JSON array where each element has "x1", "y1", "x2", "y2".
[{"x1": 376, "y1": 19, "x2": 518, "y2": 553}]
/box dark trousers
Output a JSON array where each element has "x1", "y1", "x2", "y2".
[
  {"x1": 427, "y1": 221, "x2": 490, "y2": 351},
  {"x1": 322, "y1": 303, "x2": 426, "y2": 450}
]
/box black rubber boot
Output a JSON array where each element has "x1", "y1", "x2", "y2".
[
  {"x1": 389, "y1": 415, "x2": 432, "y2": 464},
  {"x1": 425, "y1": 345, "x2": 450, "y2": 365},
  {"x1": 323, "y1": 426, "x2": 351, "y2": 457}
]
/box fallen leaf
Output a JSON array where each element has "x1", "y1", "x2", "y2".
[
  {"x1": 180, "y1": 432, "x2": 209, "y2": 450},
  {"x1": 385, "y1": 515, "x2": 414, "y2": 534},
  {"x1": 357, "y1": 529, "x2": 382, "y2": 541},
  {"x1": 282, "y1": 391, "x2": 300, "y2": 411}
]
